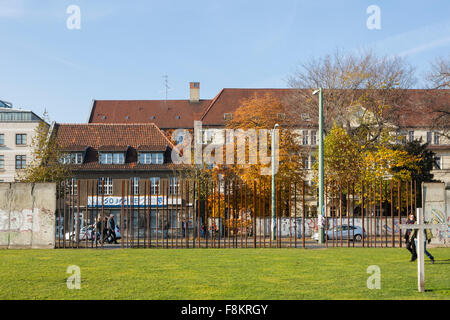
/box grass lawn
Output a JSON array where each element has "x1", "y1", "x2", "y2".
[{"x1": 0, "y1": 248, "x2": 449, "y2": 300}]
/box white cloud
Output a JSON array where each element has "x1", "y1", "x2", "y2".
[
  {"x1": 365, "y1": 20, "x2": 450, "y2": 58},
  {"x1": 397, "y1": 36, "x2": 450, "y2": 58}
]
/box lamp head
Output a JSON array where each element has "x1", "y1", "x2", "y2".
[{"x1": 312, "y1": 89, "x2": 320, "y2": 96}]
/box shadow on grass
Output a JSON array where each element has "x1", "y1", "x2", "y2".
[{"x1": 429, "y1": 259, "x2": 450, "y2": 264}]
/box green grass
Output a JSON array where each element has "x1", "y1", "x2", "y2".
[{"x1": 0, "y1": 248, "x2": 449, "y2": 300}]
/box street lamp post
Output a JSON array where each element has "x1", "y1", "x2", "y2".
[
  {"x1": 313, "y1": 88, "x2": 325, "y2": 244},
  {"x1": 271, "y1": 123, "x2": 279, "y2": 241}
]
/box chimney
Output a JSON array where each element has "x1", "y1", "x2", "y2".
[{"x1": 189, "y1": 82, "x2": 200, "y2": 103}]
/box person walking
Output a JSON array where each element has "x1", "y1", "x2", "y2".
[
  {"x1": 164, "y1": 221, "x2": 169, "y2": 239},
  {"x1": 410, "y1": 221, "x2": 435, "y2": 264},
  {"x1": 182, "y1": 219, "x2": 186, "y2": 238},
  {"x1": 103, "y1": 216, "x2": 109, "y2": 243},
  {"x1": 405, "y1": 214, "x2": 417, "y2": 262},
  {"x1": 108, "y1": 214, "x2": 118, "y2": 244},
  {"x1": 201, "y1": 223, "x2": 206, "y2": 239},
  {"x1": 94, "y1": 215, "x2": 102, "y2": 244}
]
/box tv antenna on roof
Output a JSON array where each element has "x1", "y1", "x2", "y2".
[{"x1": 162, "y1": 75, "x2": 170, "y2": 102}]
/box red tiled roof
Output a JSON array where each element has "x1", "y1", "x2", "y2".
[
  {"x1": 54, "y1": 123, "x2": 179, "y2": 171},
  {"x1": 200, "y1": 88, "x2": 303, "y2": 126},
  {"x1": 88, "y1": 100, "x2": 211, "y2": 129},
  {"x1": 87, "y1": 89, "x2": 449, "y2": 129},
  {"x1": 97, "y1": 145, "x2": 129, "y2": 152},
  {"x1": 55, "y1": 123, "x2": 174, "y2": 150},
  {"x1": 386, "y1": 89, "x2": 449, "y2": 128}
]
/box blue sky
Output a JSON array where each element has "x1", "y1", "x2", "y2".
[{"x1": 0, "y1": 0, "x2": 449, "y2": 123}]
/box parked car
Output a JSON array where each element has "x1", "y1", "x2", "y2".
[{"x1": 312, "y1": 225, "x2": 366, "y2": 242}]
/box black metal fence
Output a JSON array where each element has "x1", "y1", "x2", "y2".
[{"x1": 55, "y1": 178, "x2": 417, "y2": 249}]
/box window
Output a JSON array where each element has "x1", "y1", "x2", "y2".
[
  {"x1": 303, "y1": 156, "x2": 309, "y2": 169},
  {"x1": 224, "y1": 113, "x2": 233, "y2": 120},
  {"x1": 150, "y1": 177, "x2": 160, "y2": 195},
  {"x1": 139, "y1": 153, "x2": 151, "y2": 164},
  {"x1": 16, "y1": 134, "x2": 26, "y2": 145},
  {"x1": 113, "y1": 153, "x2": 124, "y2": 164},
  {"x1": 60, "y1": 154, "x2": 68, "y2": 164},
  {"x1": 0, "y1": 112, "x2": 32, "y2": 121},
  {"x1": 15, "y1": 155, "x2": 26, "y2": 169},
  {"x1": 139, "y1": 153, "x2": 164, "y2": 164},
  {"x1": 132, "y1": 177, "x2": 140, "y2": 194},
  {"x1": 397, "y1": 131, "x2": 407, "y2": 144},
  {"x1": 98, "y1": 177, "x2": 113, "y2": 195},
  {"x1": 311, "y1": 131, "x2": 317, "y2": 145},
  {"x1": 176, "y1": 134, "x2": 184, "y2": 144},
  {"x1": 427, "y1": 132, "x2": 432, "y2": 144},
  {"x1": 311, "y1": 156, "x2": 316, "y2": 167},
  {"x1": 434, "y1": 132, "x2": 440, "y2": 145},
  {"x1": 0, "y1": 155, "x2": 4, "y2": 169},
  {"x1": 203, "y1": 129, "x2": 215, "y2": 144},
  {"x1": 152, "y1": 153, "x2": 163, "y2": 164},
  {"x1": 277, "y1": 113, "x2": 286, "y2": 120},
  {"x1": 61, "y1": 152, "x2": 83, "y2": 164},
  {"x1": 66, "y1": 178, "x2": 77, "y2": 195},
  {"x1": 408, "y1": 131, "x2": 414, "y2": 142},
  {"x1": 0, "y1": 134, "x2": 4, "y2": 145},
  {"x1": 434, "y1": 156, "x2": 441, "y2": 170},
  {"x1": 100, "y1": 153, "x2": 112, "y2": 164},
  {"x1": 100, "y1": 153, "x2": 124, "y2": 164},
  {"x1": 72, "y1": 153, "x2": 83, "y2": 164},
  {"x1": 169, "y1": 177, "x2": 179, "y2": 195},
  {"x1": 175, "y1": 115, "x2": 181, "y2": 120},
  {"x1": 301, "y1": 113, "x2": 310, "y2": 121},
  {"x1": 302, "y1": 130, "x2": 309, "y2": 145}
]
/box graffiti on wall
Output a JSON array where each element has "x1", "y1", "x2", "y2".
[{"x1": 253, "y1": 217, "x2": 407, "y2": 237}]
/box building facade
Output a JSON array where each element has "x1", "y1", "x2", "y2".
[
  {"x1": 53, "y1": 123, "x2": 191, "y2": 236},
  {"x1": 87, "y1": 85, "x2": 450, "y2": 184},
  {"x1": 0, "y1": 101, "x2": 46, "y2": 182}
]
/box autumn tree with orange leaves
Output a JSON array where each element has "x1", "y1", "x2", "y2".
[{"x1": 223, "y1": 94, "x2": 305, "y2": 189}]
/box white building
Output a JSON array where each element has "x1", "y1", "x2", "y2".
[{"x1": 0, "y1": 100, "x2": 45, "y2": 182}]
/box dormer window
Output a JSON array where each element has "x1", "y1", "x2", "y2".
[
  {"x1": 301, "y1": 113, "x2": 311, "y2": 121},
  {"x1": 99, "y1": 152, "x2": 125, "y2": 164},
  {"x1": 434, "y1": 132, "x2": 440, "y2": 145},
  {"x1": 224, "y1": 113, "x2": 233, "y2": 120},
  {"x1": 139, "y1": 152, "x2": 164, "y2": 164},
  {"x1": 60, "y1": 152, "x2": 83, "y2": 164}
]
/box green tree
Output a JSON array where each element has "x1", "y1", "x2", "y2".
[
  {"x1": 313, "y1": 125, "x2": 362, "y2": 185},
  {"x1": 392, "y1": 140, "x2": 436, "y2": 184},
  {"x1": 314, "y1": 124, "x2": 420, "y2": 186},
  {"x1": 19, "y1": 116, "x2": 71, "y2": 183}
]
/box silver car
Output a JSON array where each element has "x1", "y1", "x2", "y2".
[{"x1": 313, "y1": 225, "x2": 366, "y2": 242}]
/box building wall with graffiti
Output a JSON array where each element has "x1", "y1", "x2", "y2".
[{"x1": 253, "y1": 217, "x2": 408, "y2": 238}]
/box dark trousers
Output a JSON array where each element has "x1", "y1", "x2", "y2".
[
  {"x1": 108, "y1": 229, "x2": 117, "y2": 243},
  {"x1": 406, "y1": 239, "x2": 417, "y2": 260}
]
